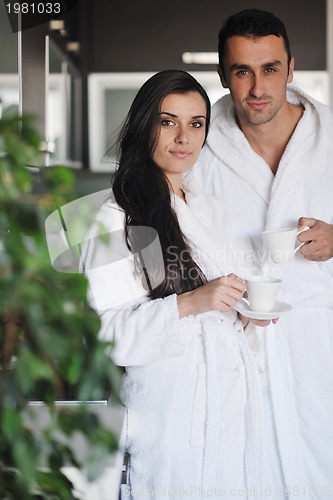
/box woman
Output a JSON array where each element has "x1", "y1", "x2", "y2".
[{"x1": 81, "y1": 70, "x2": 267, "y2": 499}]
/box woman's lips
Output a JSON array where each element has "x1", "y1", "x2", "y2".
[{"x1": 170, "y1": 150, "x2": 191, "y2": 158}]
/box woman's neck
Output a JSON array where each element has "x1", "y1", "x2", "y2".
[
  {"x1": 166, "y1": 174, "x2": 186, "y2": 202},
  {"x1": 174, "y1": 187, "x2": 186, "y2": 202}
]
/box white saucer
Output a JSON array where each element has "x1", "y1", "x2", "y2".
[{"x1": 234, "y1": 299, "x2": 292, "y2": 320}]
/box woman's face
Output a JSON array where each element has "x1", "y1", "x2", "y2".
[{"x1": 152, "y1": 92, "x2": 207, "y2": 186}]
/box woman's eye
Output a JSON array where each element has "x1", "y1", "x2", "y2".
[
  {"x1": 191, "y1": 121, "x2": 203, "y2": 128},
  {"x1": 161, "y1": 119, "x2": 174, "y2": 126}
]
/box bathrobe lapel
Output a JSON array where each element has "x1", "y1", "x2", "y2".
[
  {"x1": 266, "y1": 87, "x2": 328, "y2": 229},
  {"x1": 174, "y1": 178, "x2": 266, "y2": 495},
  {"x1": 208, "y1": 94, "x2": 273, "y2": 207},
  {"x1": 175, "y1": 172, "x2": 231, "y2": 278}
]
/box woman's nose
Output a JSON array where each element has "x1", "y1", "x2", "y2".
[{"x1": 175, "y1": 126, "x2": 189, "y2": 144}]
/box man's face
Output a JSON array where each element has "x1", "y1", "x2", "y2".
[{"x1": 218, "y1": 35, "x2": 294, "y2": 127}]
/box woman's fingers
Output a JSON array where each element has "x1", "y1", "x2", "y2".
[{"x1": 177, "y1": 274, "x2": 246, "y2": 318}]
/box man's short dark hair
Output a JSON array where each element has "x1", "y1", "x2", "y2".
[{"x1": 218, "y1": 9, "x2": 292, "y2": 74}]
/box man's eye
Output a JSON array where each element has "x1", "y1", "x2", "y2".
[
  {"x1": 265, "y1": 67, "x2": 275, "y2": 73},
  {"x1": 235, "y1": 70, "x2": 248, "y2": 77}
]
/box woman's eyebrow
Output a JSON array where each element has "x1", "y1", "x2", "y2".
[
  {"x1": 159, "y1": 111, "x2": 177, "y2": 117},
  {"x1": 160, "y1": 111, "x2": 206, "y2": 119}
]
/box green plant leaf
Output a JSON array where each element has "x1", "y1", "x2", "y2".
[{"x1": 0, "y1": 114, "x2": 122, "y2": 496}]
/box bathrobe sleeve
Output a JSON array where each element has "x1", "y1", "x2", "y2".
[
  {"x1": 80, "y1": 202, "x2": 187, "y2": 367},
  {"x1": 98, "y1": 295, "x2": 185, "y2": 367}
]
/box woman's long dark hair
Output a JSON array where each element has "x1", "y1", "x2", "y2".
[{"x1": 112, "y1": 70, "x2": 211, "y2": 299}]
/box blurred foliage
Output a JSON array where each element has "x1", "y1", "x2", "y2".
[{"x1": 0, "y1": 115, "x2": 122, "y2": 498}]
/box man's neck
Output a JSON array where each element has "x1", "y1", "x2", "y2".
[{"x1": 237, "y1": 102, "x2": 304, "y2": 175}]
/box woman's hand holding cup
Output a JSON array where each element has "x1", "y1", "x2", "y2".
[{"x1": 177, "y1": 273, "x2": 246, "y2": 319}]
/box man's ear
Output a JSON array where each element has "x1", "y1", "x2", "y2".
[
  {"x1": 287, "y1": 56, "x2": 295, "y2": 84},
  {"x1": 216, "y1": 64, "x2": 228, "y2": 89}
]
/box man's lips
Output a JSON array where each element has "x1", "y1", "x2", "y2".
[{"x1": 246, "y1": 100, "x2": 270, "y2": 110}]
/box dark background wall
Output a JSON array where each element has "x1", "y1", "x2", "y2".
[
  {"x1": 77, "y1": 0, "x2": 326, "y2": 73},
  {"x1": 70, "y1": 0, "x2": 326, "y2": 169},
  {"x1": 22, "y1": 24, "x2": 49, "y2": 138},
  {"x1": 0, "y1": 0, "x2": 327, "y2": 175}
]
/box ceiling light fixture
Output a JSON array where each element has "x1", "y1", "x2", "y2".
[
  {"x1": 49, "y1": 19, "x2": 67, "y2": 37},
  {"x1": 182, "y1": 52, "x2": 218, "y2": 64}
]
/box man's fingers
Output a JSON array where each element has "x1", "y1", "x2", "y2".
[{"x1": 298, "y1": 217, "x2": 317, "y2": 230}]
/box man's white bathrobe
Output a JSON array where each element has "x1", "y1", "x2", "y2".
[
  {"x1": 81, "y1": 175, "x2": 268, "y2": 500},
  {"x1": 194, "y1": 85, "x2": 333, "y2": 499}
]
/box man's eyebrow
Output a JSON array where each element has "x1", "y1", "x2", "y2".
[
  {"x1": 262, "y1": 60, "x2": 282, "y2": 68},
  {"x1": 229, "y1": 60, "x2": 282, "y2": 72},
  {"x1": 229, "y1": 63, "x2": 251, "y2": 71}
]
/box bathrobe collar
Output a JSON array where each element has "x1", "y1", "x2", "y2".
[{"x1": 207, "y1": 85, "x2": 332, "y2": 229}]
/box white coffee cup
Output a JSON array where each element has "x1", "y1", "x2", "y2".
[
  {"x1": 245, "y1": 276, "x2": 282, "y2": 312},
  {"x1": 262, "y1": 226, "x2": 309, "y2": 263}
]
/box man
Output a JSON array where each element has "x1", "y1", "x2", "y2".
[{"x1": 194, "y1": 8, "x2": 333, "y2": 499}]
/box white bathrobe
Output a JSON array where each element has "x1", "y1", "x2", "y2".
[
  {"x1": 194, "y1": 85, "x2": 333, "y2": 499},
  {"x1": 80, "y1": 174, "x2": 268, "y2": 500}
]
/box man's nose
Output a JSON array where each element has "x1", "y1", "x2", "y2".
[{"x1": 249, "y1": 74, "x2": 265, "y2": 98}]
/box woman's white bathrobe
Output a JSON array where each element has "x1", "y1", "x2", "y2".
[
  {"x1": 81, "y1": 175, "x2": 267, "y2": 500},
  {"x1": 194, "y1": 85, "x2": 333, "y2": 499}
]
